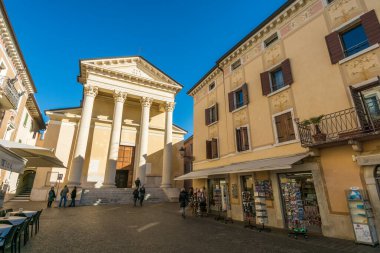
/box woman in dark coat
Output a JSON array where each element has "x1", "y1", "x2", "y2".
[
  {"x1": 47, "y1": 187, "x2": 56, "y2": 208},
  {"x1": 179, "y1": 188, "x2": 188, "y2": 218},
  {"x1": 70, "y1": 186, "x2": 77, "y2": 207},
  {"x1": 139, "y1": 185, "x2": 146, "y2": 206},
  {"x1": 133, "y1": 188, "x2": 139, "y2": 207}
]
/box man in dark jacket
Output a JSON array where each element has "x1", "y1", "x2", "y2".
[
  {"x1": 135, "y1": 178, "x2": 141, "y2": 188},
  {"x1": 179, "y1": 188, "x2": 188, "y2": 218},
  {"x1": 139, "y1": 185, "x2": 146, "y2": 207},
  {"x1": 70, "y1": 186, "x2": 77, "y2": 207},
  {"x1": 47, "y1": 187, "x2": 56, "y2": 208},
  {"x1": 133, "y1": 188, "x2": 139, "y2": 207}
]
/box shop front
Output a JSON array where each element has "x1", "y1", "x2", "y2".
[{"x1": 208, "y1": 177, "x2": 230, "y2": 217}]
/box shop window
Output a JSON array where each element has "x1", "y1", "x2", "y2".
[
  {"x1": 264, "y1": 33, "x2": 278, "y2": 48},
  {"x1": 375, "y1": 166, "x2": 380, "y2": 197},
  {"x1": 260, "y1": 59, "x2": 293, "y2": 96},
  {"x1": 325, "y1": 10, "x2": 380, "y2": 64},
  {"x1": 208, "y1": 178, "x2": 229, "y2": 213},
  {"x1": 228, "y1": 83, "x2": 249, "y2": 112},
  {"x1": 274, "y1": 111, "x2": 296, "y2": 143},
  {"x1": 236, "y1": 126, "x2": 250, "y2": 152},
  {"x1": 231, "y1": 59, "x2": 241, "y2": 71},
  {"x1": 206, "y1": 138, "x2": 218, "y2": 159},
  {"x1": 205, "y1": 104, "x2": 218, "y2": 126}
]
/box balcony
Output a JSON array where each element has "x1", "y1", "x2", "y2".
[
  {"x1": 296, "y1": 106, "x2": 380, "y2": 148},
  {"x1": 0, "y1": 78, "x2": 20, "y2": 110}
]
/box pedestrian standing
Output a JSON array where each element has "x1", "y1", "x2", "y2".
[
  {"x1": 179, "y1": 188, "x2": 188, "y2": 219},
  {"x1": 70, "y1": 186, "x2": 77, "y2": 207},
  {"x1": 139, "y1": 185, "x2": 146, "y2": 207},
  {"x1": 59, "y1": 185, "x2": 69, "y2": 208},
  {"x1": 198, "y1": 187, "x2": 207, "y2": 217},
  {"x1": 133, "y1": 188, "x2": 139, "y2": 207},
  {"x1": 135, "y1": 177, "x2": 141, "y2": 188},
  {"x1": 47, "y1": 187, "x2": 56, "y2": 208}
]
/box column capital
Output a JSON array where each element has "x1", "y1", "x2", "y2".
[
  {"x1": 84, "y1": 85, "x2": 98, "y2": 97},
  {"x1": 113, "y1": 90, "x2": 127, "y2": 103},
  {"x1": 164, "y1": 102, "x2": 175, "y2": 112},
  {"x1": 140, "y1": 97, "x2": 153, "y2": 108}
]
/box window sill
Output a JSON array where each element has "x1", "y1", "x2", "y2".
[
  {"x1": 207, "y1": 121, "x2": 218, "y2": 127},
  {"x1": 273, "y1": 139, "x2": 299, "y2": 147},
  {"x1": 208, "y1": 157, "x2": 220, "y2": 161},
  {"x1": 232, "y1": 105, "x2": 247, "y2": 113},
  {"x1": 266, "y1": 85, "x2": 290, "y2": 98},
  {"x1": 236, "y1": 149, "x2": 251, "y2": 154},
  {"x1": 339, "y1": 43, "x2": 380, "y2": 65}
]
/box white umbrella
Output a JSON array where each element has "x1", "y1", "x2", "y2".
[{"x1": 0, "y1": 140, "x2": 65, "y2": 168}]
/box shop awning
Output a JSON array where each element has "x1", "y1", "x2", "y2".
[
  {"x1": 174, "y1": 153, "x2": 309, "y2": 180},
  {"x1": 0, "y1": 145, "x2": 27, "y2": 173},
  {"x1": 0, "y1": 140, "x2": 66, "y2": 168}
]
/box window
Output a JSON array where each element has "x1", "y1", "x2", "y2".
[
  {"x1": 236, "y1": 126, "x2": 250, "y2": 152},
  {"x1": 32, "y1": 131, "x2": 38, "y2": 139},
  {"x1": 209, "y1": 81, "x2": 216, "y2": 91},
  {"x1": 261, "y1": 59, "x2": 293, "y2": 96},
  {"x1": 341, "y1": 25, "x2": 369, "y2": 57},
  {"x1": 23, "y1": 113, "x2": 29, "y2": 127},
  {"x1": 205, "y1": 104, "x2": 218, "y2": 125},
  {"x1": 231, "y1": 59, "x2": 241, "y2": 71},
  {"x1": 375, "y1": 166, "x2": 380, "y2": 198},
  {"x1": 326, "y1": 0, "x2": 335, "y2": 4},
  {"x1": 228, "y1": 83, "x2": 249, "y2": 112},
  {"x1": 325, "y1": 10, "x2": 380, "y2": 64},
  {"x1": 274, "y1": 111, "x2": 296, "y2": 143},
  {"x1": 264, "y1": 33, "x2": 278, "y2": 48},
  {"x1": 206, "y1": 138, "x2": 218, "y2": 159},
  {"x1": 365, "y1": 95, "x2": 380, "y2": 119},
  {"x1": 270, "y1": 68, "x2": 285, "y2": 92}
]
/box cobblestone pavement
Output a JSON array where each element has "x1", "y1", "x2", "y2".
[{"x1": 3, "y1": 201, "x2": 379, "y2": 253}]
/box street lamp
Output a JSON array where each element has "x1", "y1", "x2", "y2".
[{"x1": 179, "y1": 146, "x2": 185, "y2": 158}]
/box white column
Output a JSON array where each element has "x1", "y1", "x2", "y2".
[
  {"x1": 161, "y1": 102, "x2": 175, "y2": 188},
  {"x1": 68, "y1": 85, "x2": 98, "y2": 186},
  {"x1": 102, "y1": 91, "x2": 127, "y2": 188},
  {"x1": 135, "y1": 97, "x2": 153, "y2": 184}
]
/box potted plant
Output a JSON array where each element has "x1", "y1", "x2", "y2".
[{"x1": 301, "y1": 115, "x2": 326, "y2": 142}]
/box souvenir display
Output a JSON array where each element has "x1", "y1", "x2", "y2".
[
  {"x1": 242, "y1": 191, "x2": 255, "y2": 228},
  {"x1": 255, "y1": 180, "x2": 273, "y2": 200},
  {"x1": 254, "y1": 189, "x2": 270, "y2": 232},
  {"x1": 346, "y1": 188, "x2": 379, "y2": 246}
]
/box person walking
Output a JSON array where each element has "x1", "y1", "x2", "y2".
[
  {"x1": 179, "y1": 188, "x2": 188, "y2": 219},
  {"x1": 133, "y1": 188, "x2": 139, "y2": 207},
  {"x1": 139, "y1": 185, "x2": 146, "y2": 207},
  {"x1": 47, "y1": 187, "x2": 56, "y2": 208},
  {"x1": 59, "y1": 185, "x2": 69, "y2": 208},
  {"x1": 135, "y1": 177, "x2": 141, "y2": 188},
  {"x1": 69, "y1": 186, "x2": 77, "y2": 207}
]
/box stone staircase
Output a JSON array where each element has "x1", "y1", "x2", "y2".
[
  {"x1": 10, "y1": 188, "x2": 32, "y2": 202},
  {"x1": 79, "y1": 187, "x2": 171, "y2": 206}
]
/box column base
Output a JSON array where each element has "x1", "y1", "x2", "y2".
[
  {"x1": 101, "y1": 183, "x2": 116, "y2": 188},
  {"x1": 67, "y1": 181, "x2": 81, "y2": 187},
  {"x1": 160, "y1": 184, "x2": 172, "y2": 188}
]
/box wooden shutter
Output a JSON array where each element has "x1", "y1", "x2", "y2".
[
  {"x1": 242, "y1": 83, "x2": 249, "y2": 105},
  {"x1": 285, "y1": 112, "x2": 296, "y2": 141},
  {"x1": 228, "y1": 91, "x2": 235, "y2": 112},
  {"x1": 260, "y1": 71, "x2": 271, "y2": 96},
  {"x1": 205, "y1": 108, "x2": 210, "y2": 125},
  {"x1": 281, "y1": 59, "x2": 293, "y2": 86},
  {"x1": 206, "y1": 140, "x2": 212, "y2": 159},
  {"x1": 325, "y1": 31, "x2": 344, "y2": 64},
  {"x1": 211, "y1": 138, "x2": 218, "y2": 159},
  {"x1": 241, "y1": 127, "x2": 250, "y2": 151},
  {"x1": 275, "y1": 114, "x2": 286, "y2": 143},
  {"x1": 236, "y1": 129, "x2": 242, "y2": 152},
  {"x1": 361, "y1": 10, "x2": 380, "y2": 46},
  {"x1": 215, "y1": 103, "x2": 219, "y2": 122}
]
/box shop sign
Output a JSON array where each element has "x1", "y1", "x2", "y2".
[
  {"x1": 353, "y1": 224, "x2": 372, "y2": 243},
  {"x1": 231, "y1": 184, "x2": 238, "y2": 199},
  {"x1": 0, "y1": 159, "x2": 13, "y2": 170},
  {"x1": 57, "y1": 174, "x2": 63, "y2": 180}
]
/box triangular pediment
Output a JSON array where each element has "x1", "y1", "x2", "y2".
[{"x1": 80, "y1": 56, "x2": 181, "y2": 87}]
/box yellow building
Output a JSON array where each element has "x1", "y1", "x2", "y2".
[
  {"x1": 0, "y1": 0, "x2": 45, "y2": 201},
  {"x1": 184, "y1": 0, "x2": 380, "y2": 242},
  {"x1": 31, "y1": 56, "x2": 186, "y2": 203}
]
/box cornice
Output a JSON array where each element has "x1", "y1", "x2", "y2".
[
  {"x1": 0, "y1": 6, "x2": 35, "y2": 94},
  {"x1": 189, "y1": 0, "x2": 315, "y2": 97},
  {"x1": 79, "y1": 63, "x2": 181, "y2": 94}
]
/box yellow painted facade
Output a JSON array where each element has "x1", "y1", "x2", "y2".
[{"x1": 188, "y1": 0, "x2": 380, "y2": 241}]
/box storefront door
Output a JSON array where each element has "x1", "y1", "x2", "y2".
[
  {"x1": 208, "y1": 178, "x2": 229, "y2": 213},
  {"x1": 279, "y1": 172, "x2": 322, "y2": 233}
]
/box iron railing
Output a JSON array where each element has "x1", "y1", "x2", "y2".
[
  {"x1": 0, "y1": 78, "x2": 20, "y2": 109},
  {"x1": 296, "y1": 105, "x2": 380, "y2": 147}
]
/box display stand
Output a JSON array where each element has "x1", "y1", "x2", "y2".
[
  {"x1": 254, "y1": 191, "x2": 271, "y2": 232},
  {"x1": 213, "y1": 188, "x2": 224, "y2": 221},
  {"x1": 346, "y1": 188, "x2": 379, "y2": 246},
  {"x1": 242, "y1": 191, "x2": 256, "y2": 229}
]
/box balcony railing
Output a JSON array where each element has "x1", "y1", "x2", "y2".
[
  {"x1": 296, "y1": 106, "x2": 380, "y2": 147},
  {"x1": 0, "y1": 78, "x2": 20, "y2": 109}
]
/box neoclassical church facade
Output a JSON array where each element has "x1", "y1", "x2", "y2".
[{"x1": 31, "y1": 56, "x2": 186, "y2": 201}]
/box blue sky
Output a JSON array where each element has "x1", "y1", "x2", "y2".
[{"x1": 5, "y1": 0, "x2": 286, "y2": 138}]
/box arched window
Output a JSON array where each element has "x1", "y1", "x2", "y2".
[{"x1": 375, "y1": 166, "x2": 380, "y2": 197}]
